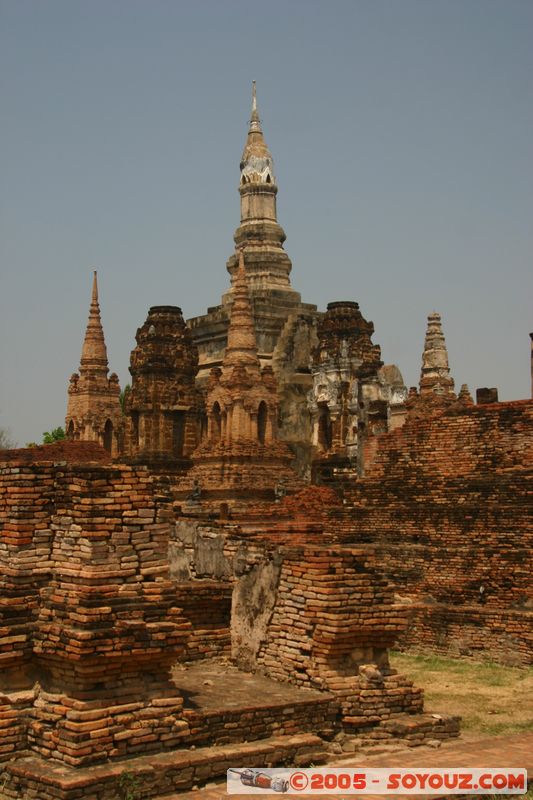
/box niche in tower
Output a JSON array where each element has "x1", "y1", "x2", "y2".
[
  {"x1": 131, "y1": 411, "x2": 140, "y2": 449},
  {"x1": 212, "y1": 402, "x2": 222, "y2": 441},
  {"x1": 257, "y1": 401, "x2": 268, "y2": 444},
  {"x1": 103, "y1": 419, "x2": 114, "y2": 453}
]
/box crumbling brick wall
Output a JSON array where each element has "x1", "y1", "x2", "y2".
[
  {"x1": 0, "y1": 457, "x2": 192, "y2": 765},
  {"x1": 0, "y1": 441, "x2": 112, "y2": 465},
  {"x1": 173, "y1": 582, "x2": 231, "y2": 660},
  {"x1": 326, "y1": 401, "x2": 533, "y2": 665},
  {"x1": 231, "y1": 541, "x2": 426, "y2": 730}
]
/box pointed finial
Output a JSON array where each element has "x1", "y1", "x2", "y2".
[
  {"x1": 232, "y1": 248, "x2": 249, "y2": 296},
  {"x1": 92, "y1": 270, "x2": 99, "y2": 304},
  {"x1": 80, "y1": 269, "x2": 108, "y2": 372},
  {"x1": 249, "y1": 80, "x2": 262, "y2": 132}
]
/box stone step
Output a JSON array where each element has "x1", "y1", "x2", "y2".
[
  {"x1": 332, "y1": 743, "x2": 407, "y2": 761},
  {"x1": 341, "y1": 711, "x2": 460, "y2": 748},
  {"x1": 359, "y1": 744, "x2": 413, "y2": 756},
  {"x1": 182, "y1": 694, "x2": 337, "y2": 748},
  {"x1": 379, "y1": 712, "x2": 461, "y2": 746},
  {"x1": 3, "y1": 734, "x2": 328, "y2": 800}
]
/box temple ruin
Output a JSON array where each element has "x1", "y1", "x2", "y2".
[{"x1": 0, "y1": 84, "x2": 531, "y2": 798}]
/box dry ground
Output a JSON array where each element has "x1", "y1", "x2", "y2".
[{"x1": 391, "y1": 651, "x2": 533, "y2": 740}]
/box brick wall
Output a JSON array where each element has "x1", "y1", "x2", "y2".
[
  {"x1": 0, "y1": 459, "x2": 192, "y2": 765},
  {"x1": 0, "y1": 440, "x2": 111, "y2": 464},
  {"x1": 173, "y1": 581, "x2": 231, "y2": 661},
  {"x1": 244, "y1": 543, "x2": 426, "y2": 728},
  {"x1": 326, "y1": 401, "x2": 533, "y2": 665}
]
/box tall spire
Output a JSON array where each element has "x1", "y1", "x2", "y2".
[
  {"x1": 223, "y1": 250, "x2": 261, "y2": 371},
  {"x1": 419, "y1": 312, "x2": 455, "y2": 396},
  {"x1": 80, "y1": 270, "x2": 109, "y2": 375},
  {"x1": 91, "y1": 269, "x2": 98, "y2": 304},
  {"x1": 223, "y1": 82, "x2": 300, "y2": 302},
  {"x1": 66, "y1": 271, "x2": 122, "y2": 454}
]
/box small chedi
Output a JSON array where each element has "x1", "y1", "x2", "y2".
[
  {"x1": 65, "y1": 272, "x2": 123, "y2": 455},
  {"x1": 309, "y1": 300, "x2": 407, "y2": 484},
  {"x1": 177, "y1": 249, "x2": 302, "y2": 509},
  {"x1": 0, "y1": 83, "x2": 531, "y2": 799},
  {"x1": 124, "y1": 305, "x2": 203, "y2": 468},
  {"x1": 406, "y1": 311, "x2": 457, "y2": 418}
]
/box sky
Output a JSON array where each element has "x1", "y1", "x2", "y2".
[{"x1": 1, "y1": 0, "x2": 532, "y2": 446}]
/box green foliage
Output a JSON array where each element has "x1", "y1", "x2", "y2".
[
  {"x1": 119, "y1": 384, "x2": 131, "y2": 415},
  {"x1": 118, "y1": 770, "x2": 141, "y2": 800},
  {"x1": 42, "y1": 427, "x2": 66, "y2": 444}
]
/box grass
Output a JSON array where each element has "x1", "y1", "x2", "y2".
[{"x1": 390, "y1": 651, "x2": 533, "y2": 739}]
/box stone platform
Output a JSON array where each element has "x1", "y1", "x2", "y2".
[
  {"x1": 1, "y1": 663, "x2": 335, "y2": 800},
  {"x1": 172, "y1": 660, "x2": 338, "y2": 746},
  {"x1": 1, "y1": 660, "x2": 461, "y2": 799},
  {"x1": 173, "y1": 660, "x2": 332, "y2": 711}
]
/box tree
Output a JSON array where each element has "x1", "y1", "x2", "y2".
[
  {"x1": 0, "y1": 427, "x2": 16, "y2": 450},
  {"x1": 42, "y1": 427, "x2": 66, "y2": 444}
]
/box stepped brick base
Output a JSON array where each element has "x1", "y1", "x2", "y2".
[
  {"x1": 183, "y1": 695, "x2": 337, "y2": 748},
  {"x1": 2, "y1": 733, "x2": 326, "y2": 800}
]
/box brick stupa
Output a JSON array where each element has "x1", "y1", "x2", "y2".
[
  {"x1": 65, "y1": 271, "x2": 123, "y2": 454},
  {"x1": 407, "y1": 311, "x2": 457, "y2": 418},
  {"x1": 124, "y1": 305, "x2": 203, "y2": 467},
  {"x1": 419, "y1": 311, "x2": 455, "y2": 397},
  {"x1": 180, "y1": 250, "x2": 301, "y2": 508}
]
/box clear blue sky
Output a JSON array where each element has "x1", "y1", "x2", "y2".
[{"x1": 1, "y1": 0, "x2": 532, "y2": 445}]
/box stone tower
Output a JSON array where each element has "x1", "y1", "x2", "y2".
[
  {"x1": 419, "y1": 312, "x2": 455, "y2": 396},
  {"x1": 406, "y1": 312, "x2": 457, "y2": 419},
  {"x1": 65, "y1": 271, "x2": 123, "y2": 455},
  {"x1": 124, "y1": 306, "x2": 202, "y2": 467},
  {"x1": 188, "y1": 83, "x2": 316, "y2": 380},
  {"x1": 209, "y1": 249, "x2": 280, "y2": 444},
  {"x1": 182, "y1": 251, "x2": 300, "y2": 508},
  {"x1": 223, "y1": 81, "x2": 301, "y2": 303},
  {"x1": 308, "y1": 301, "x2": 407, "y2": 481}
]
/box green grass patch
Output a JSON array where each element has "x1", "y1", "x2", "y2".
[{"x1": 390, "y1": 651, "x2": 533, "y2": 739}]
